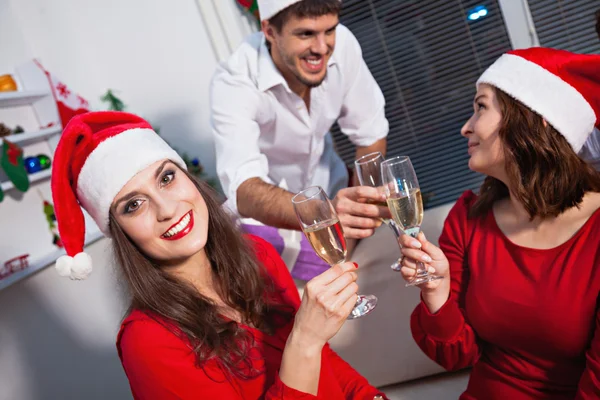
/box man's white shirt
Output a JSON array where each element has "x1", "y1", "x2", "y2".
[{"x1": 210, "y1": 24, "x2": 388, "y2": 215}]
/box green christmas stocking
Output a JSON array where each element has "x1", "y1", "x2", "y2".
[{"x1": 1, "y1": 139, "x2": 29, "y2": 192}]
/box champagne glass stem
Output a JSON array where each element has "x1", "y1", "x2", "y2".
[{"x1": 386, "y1": 219, "x2": 404, "y2": 271}]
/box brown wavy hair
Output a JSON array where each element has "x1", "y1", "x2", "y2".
[
  {"x1": 267, "y1": 0, "x2": 342, "y2": 32},
  {"x1": 470, "y1": 87, "x2": 600, "y2": 219},
  {"x1": 110, "y1": 167, "x2": 293, "y2": 379}
]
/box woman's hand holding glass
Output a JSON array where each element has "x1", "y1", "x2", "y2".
[
  {"x1": 292, "y1": 186, "x2": 377, "y2": 319},
  {"x1": 291, "y1": 261, "x2": 359, "y2": 349},
  {"x1": 381, "y1": 156, "x2": 444, "y2": 286},
  {"x1": 398, "y1": 232, "x2": 450, "y2": 313}
]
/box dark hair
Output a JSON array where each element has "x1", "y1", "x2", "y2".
[
  {"x1": 110, "y1": 167, "x2": 293, "y2": 379},
  {"x1": 470, "y1": 87, "x2": 600, "y2": 219},
  {"x1": 267, "y1": 0, "x2": 341, "y2": 32}
]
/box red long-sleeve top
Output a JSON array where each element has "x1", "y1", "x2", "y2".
[
  {"x1": 117, "y1": 235, "x2": 385, "y2": 399},
  {"x1": 411, "y1": 191, "x2": 600, "y2": 399}
]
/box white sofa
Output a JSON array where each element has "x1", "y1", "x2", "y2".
[{"x1": 321, "y1": 202, "x2": 469, "y2": 391}]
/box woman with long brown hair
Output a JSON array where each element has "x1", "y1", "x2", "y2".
[
  {"x1": 50, "y1": 111, "x2": 386, "y2": 399},
  {"x1": 398, "y1": 48, "x2": 600, "y2": 398}
]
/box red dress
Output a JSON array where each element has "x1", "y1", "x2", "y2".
[
  {"x1": 117, "y1": 235, "x2": 385, "y2": 399},
  {"x1": 411, "y1": 191, "x2": 600, "y2": 399}
]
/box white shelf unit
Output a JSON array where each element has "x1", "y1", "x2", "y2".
[
  {"x1": 1, "y1": 125, "x2": 62, "y2": 147},
  {"x1": 0, "y1": 168, "x2": 52, "y2": 191},
  {"x1": 0, "y1": 61, "x2": 58, "y2": 193},
  {"x1": 0, "y1": 90, "x2": 51, "y2": 107},
  {"x1": 0, "y1": 60, "x2": 102, "y2": 291},
  {"x1": 0, "y1": 230, "x2": 104, "y2": 291}
]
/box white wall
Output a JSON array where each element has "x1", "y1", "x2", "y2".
[
  {"x1": 8, "y1": 0, "x2": 254, "y2": 181},
  {"x1": 0, "y1": 239, "x2": 130, "y2": 400},
  {"x1": 0, "y1": 1, "x2": 253, "y2": 399}
]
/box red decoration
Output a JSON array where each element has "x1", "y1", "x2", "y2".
[
  {"x1": 6, "y1": 141, "x2": 22, "y2": 165},
  {"x1": 33, "y1": 60, "x2": 91, "y2": 128},
  {"x1": 1, "y1": 254, "x2": 30, "y2": 279}
]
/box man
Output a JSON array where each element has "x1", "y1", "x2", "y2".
[{"x1": 210, "y1": 0, "x2": 390, "y2": 277}]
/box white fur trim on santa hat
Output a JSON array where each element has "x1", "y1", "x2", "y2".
[
  {"x1": 258, "y1": 0, "x2": 303, "y2": 21},
  {"x1": 56, "y1": 252, "x2": 93, "y2": 280},
  {"x1": 76, "y1": 128, "x2": 186, "y2": 236},
  {"x1": 477, "y1": 53, "x2": 596, "y2": 153}
]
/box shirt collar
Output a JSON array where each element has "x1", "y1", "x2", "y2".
[{"x1": 257, "y1": 36, "x2": 338, "y2": 93}]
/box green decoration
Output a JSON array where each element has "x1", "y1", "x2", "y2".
[
  {"x1": 101, "y1": 89, "x2": 126, "y2": 112},
  {"x1": 43, "y1": 200, "x2": 63, "y2": 247},
  {"x1": 236, "y1": 0, "x2": 260, "y2": 21},
  {"x1": 1, "y1": 139, "x2": 29, "y2": 192},
  {"x1": 37, "y1": 154, "x2": 51, "y2": 170},
  {"x1": 37, "y1": 189, "x2": 63, "y2": 247}
]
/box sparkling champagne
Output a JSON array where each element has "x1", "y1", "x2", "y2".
[
  {"x1": 304, "y1": 218, "x2": 347, "y2": 265},
  {"x1": 367, "y1": 200, "x2": 391, "y2": 224},
  {"x1": 386, "y1": 188, "x2": 423, "y2": 237}
]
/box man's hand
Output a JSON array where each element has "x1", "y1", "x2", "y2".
[{"x1": 332, "y1": 186, "x2": 390, "y2": 239}]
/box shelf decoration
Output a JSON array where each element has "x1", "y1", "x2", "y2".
[
  {"x1": 236, "y1": 0, "x2": 260, "y2": 21},
  {"x1": 1, "y1": 254, "x2": 30, "y2": 280},
  {"x1": 0, "y1": 75, "x2": 17, "y2": 92},
  {"x1": 35, "y1": 189, "x2": 63, "y2": 248},
  {"x1": 0, "y1": 124, "x2": 11, "y2": 138},
  {"x1": 0, "y1": 123, "x2": 25, "y2": 139},
  {"x1": 24, "y1": 154, "x2": 51, "y2": 174},
  {"x1": 1, "y1": 139, "x2": 29, "y2": 194},
  {"x1": 34, "y1": 60, "x2": 90, "y2": 127}
]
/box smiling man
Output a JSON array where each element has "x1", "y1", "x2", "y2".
[
  {"x1": 210, "y1": 0, "x2": 389, "y2": 279},
  {"x1": 211, "y1": 0, "x2": 388, "y2": 228}
]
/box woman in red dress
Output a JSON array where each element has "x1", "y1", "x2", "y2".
[
  {"x1": 50, "y1": 111, "x2": 386, "y2": 399},
  {"x1": 399, "y1": 48, "x2": 600, "y2": 399}
]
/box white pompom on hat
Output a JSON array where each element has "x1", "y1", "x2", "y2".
[
  {"x1": 51, "y1": 111, "x2": 186, "y2": 280},
  {"x1": 477, "y1": 47, "x2": 600, "y2": 153}
]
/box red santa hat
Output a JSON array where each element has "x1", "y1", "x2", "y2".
[
  {"x1": 257, "y1": 0, "x2": 304, "y2": 21},
  {"x1": 51, "y1": 111, "x2": 186, "y2": 280},
  {"x1": 477, "y1": 47, "x2": 600, "y2": 153}
]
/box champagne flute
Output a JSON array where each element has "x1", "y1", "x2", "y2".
[
  {"x1": 380, "y1": 156, "x2": 444, "y2": 287},
  {"x1": 292, "y1": 186, "x2": 377, "y2": 319},
  {"x1": 354, "y1": 152, "x2": 404, "y2": 271}
]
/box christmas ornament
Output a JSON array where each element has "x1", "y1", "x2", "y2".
[
  {"x1": 1, "y1": 139, "x2": 29, "y2": 192},
  {"x1": 1, "y1": 254, "x2": 29, "y2": 280},
  {"x1": 0, "y1": 75, "x2": 17, "y2": 92},
  {"x1": 0, "y1": 123, "x2": 11, "y2": 138},
  {"x1": 34, "y1": 60, "x2": 90, "y2": 128},
  {"x1": 24, "y1": 156, "x2": 42, "y2": 174},
  {"x1": 39, "y1": 191, "x2": 63, "y2": 248},
  {"x1": 237, "y1": 0, "x2": 260, "y2": 21},
  {"x1": 37, "y1": 154, "x2": 51, "y2": 170}
]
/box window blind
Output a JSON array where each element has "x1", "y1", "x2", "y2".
[
  {"x1": 331, "y1": 0, "x2": 513, "y2": 209},
  {"x1": 528, "y1": 0, "x2": 600, "y2": 54}
]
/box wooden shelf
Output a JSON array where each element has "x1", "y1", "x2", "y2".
[
  {"x1": 0, "y1": 230, "x2": 105, "y2": 291},
  {"x1": 0, "y1": 90, "x2": 51, "y2": 107},
  {"x1": 0, "y1": 169, "x2": 52, "y2": 192},
  {"x1": 0, "y1": 126, "x2": 62, "y2": 147}
]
